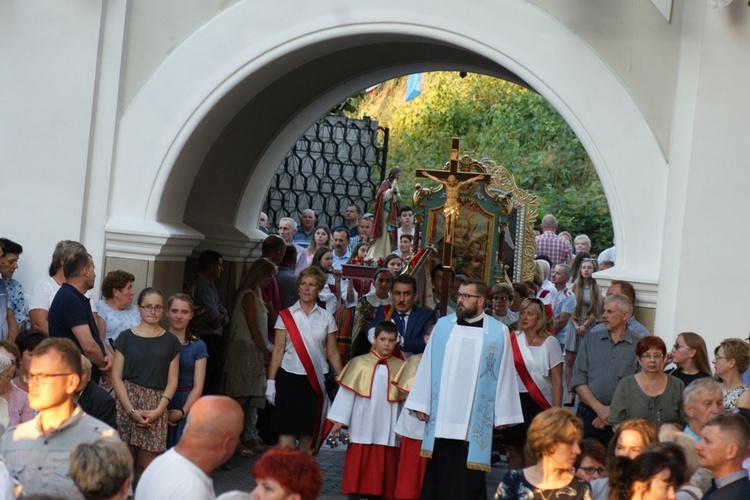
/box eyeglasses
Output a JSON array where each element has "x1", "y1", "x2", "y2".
[
  {"x1": 456, "y1": 293, "x2": 483, "y2": 301},
  {"x1": 140, "y1": 305, "x2": 164, "y2": 312},
  {"x1": 673, "y1": 343, "x2": 689, "y2": 350},
  {"x1": 24, "y1": 373, "x2": 73, "y2": 384},
  {"x1": 715, "y1": 355, "x2": 728, "y2": 361},
  {"x1": 640, "y1": 353, "x2": 664, "y2": 360},
  {"x1": 578, "y1": 466, "x2": 605, "y2": 476}
]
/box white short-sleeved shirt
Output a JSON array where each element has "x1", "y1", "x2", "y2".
[
  {"x1": 29, "y1": 276, "x2": 97, "y2": 313},
  {"x1": 274, "y1": 301, "x2": 337, "y2": 375},
  {"x1": 135, "y1": 449, "x2": 215, "y2": 500},
  {"x1": 515, "y1": 335, "x2": 564, "y2": 397}
]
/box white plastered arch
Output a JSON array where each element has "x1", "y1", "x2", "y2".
[{"x1": 107, "y1": 0, "x2": 666, "y2": 286}]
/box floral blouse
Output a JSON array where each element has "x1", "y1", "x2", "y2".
[{"x1": 495, "y1": 470, "x2": 592, "y2": 500}]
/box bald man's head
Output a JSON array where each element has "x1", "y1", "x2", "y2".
[
  {"x1": 177, "y1": 395, "x2": 243, "y2": 469},
  {"x1": 185, "y1": 396, "x2": 243, "y2": 439},
  {"x1": 541, "y1": 214, "x2": 558, "y2": 230}
]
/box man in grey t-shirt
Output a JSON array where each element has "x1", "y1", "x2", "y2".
[{"x1": 1, "y1": 338, "x2": 116, "y2": 499}]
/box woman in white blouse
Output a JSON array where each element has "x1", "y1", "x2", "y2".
[
  {"x1": 266, "y1": 266, "x2": 344, "y2": 454},
  {"x1": 506, "y1": 298, "x2": 564, "y2": 469}
]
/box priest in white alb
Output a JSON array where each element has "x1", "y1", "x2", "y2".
[{"x1": 405, "y1": 277, "x2": 523, "y2": 499}]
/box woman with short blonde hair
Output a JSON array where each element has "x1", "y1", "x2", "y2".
[
  {"x1": 504, "y1": 298, "x2": 564, "y2": 469},
  {"x1": 714, "y1": 337, "x2": 750, "y2": 410},
  {"x1": 495, "y1": 408, "x2": 590, "y2": 499}
]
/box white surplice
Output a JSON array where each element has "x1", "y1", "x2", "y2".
[
  {"x1": 327, "y1": 364, "x2": 400, "y2": 446},
  {"x1": 405, "y1": 320, "x2": 522, "y2": 441}
]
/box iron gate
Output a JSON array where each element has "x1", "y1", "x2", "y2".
[{"x1": 263, "y1": 115, "x2": 388, "y2": 231}]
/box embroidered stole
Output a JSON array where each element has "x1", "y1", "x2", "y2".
[
  {"x1": 279, "y1": 308, "x2": 330, "y2": 450},
  {"x1": 420, "y1": 315, "x2": 503, "y2": 471},
  {"x1": 509, "y1": 332, "x2": 552, "y2": 410}
]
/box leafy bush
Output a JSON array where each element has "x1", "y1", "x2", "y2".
[{"x1": 346, "y1": 72, "x2": 614, "y2": 254}]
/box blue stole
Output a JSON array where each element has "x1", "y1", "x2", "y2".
[{"x1": 420, "y1": 314, "x2": 504, "y2": 472}]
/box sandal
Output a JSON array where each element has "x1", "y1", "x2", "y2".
[{"x1": 235, "y1": 445, "x2": 256, "y2": 457}]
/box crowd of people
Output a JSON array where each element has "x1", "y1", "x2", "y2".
[{"x1": 0, "y1": 203, "x2": 749, "y2": 499}]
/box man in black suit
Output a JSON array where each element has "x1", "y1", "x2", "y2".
[
  {"x1": 366, "y1": 274, "x2": 436, "y2": 356},
  {"x1": 75, "y1": 356, "x2": 116, "y2": 429},
  {"x1": 696, "y1": 413, "x2": 750, "y2": 499}
]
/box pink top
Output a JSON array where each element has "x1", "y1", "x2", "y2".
[{"x1": 6, "y1": 382, "x2": 34, "y2": 426}]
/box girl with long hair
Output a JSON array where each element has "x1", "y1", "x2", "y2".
[
  {"x1": 564, "y1": 258, "x2": 601, "y2": 406},
  {"x1": 111, "y1": 288, "x2": 181, "y2": 479},
  {"x1": 165, "y1": 293, "x2": 207, "y2": 448},
  {"x1": 297, "y1": 226, "x2": 333, "y2": 273},
  {"x1": 666, "y1": 331, "x2": 712, "y2": 388}
]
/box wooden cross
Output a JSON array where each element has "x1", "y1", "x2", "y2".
[{"x1": 416, "y1": 137, "x2": 492, "y2": 314}]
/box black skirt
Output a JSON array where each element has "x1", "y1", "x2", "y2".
[
  {"x1": 503, "y1": 392, "x2": 543, "y2": 446},
  {"x1": 269, "y1": 368, "x2": 319, "y2": 436}
]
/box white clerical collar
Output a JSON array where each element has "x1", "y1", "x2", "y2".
[{"x1": 463, "y1": 312, "x2": 485, "y2": 324}]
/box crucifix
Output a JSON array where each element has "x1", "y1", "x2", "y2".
[{"x1": 416, "y1": 137, "x2": 492, "y2": 315}]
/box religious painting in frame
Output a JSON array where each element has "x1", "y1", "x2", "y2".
[
  {"x1": 425, "y1": 200, "x2": 495, "y2": 283},
  {"x1": 413, "y1": 152, "x2": 538, "y2": 286}
]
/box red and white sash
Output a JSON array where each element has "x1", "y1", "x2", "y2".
[
  {"x1": 279, "y1": 308, "x2": 331, "y2": 450},
  {"x1": 509, "y1": 332, "x2": 552, "y2": 410}
]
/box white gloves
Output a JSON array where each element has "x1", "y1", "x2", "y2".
[{"x1": 265, "y1": 380, "x2": 276, "y2": 405}]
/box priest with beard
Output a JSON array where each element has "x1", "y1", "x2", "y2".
[{"x1": 405, "y1": 277, "x2": 523, "y2": 499}]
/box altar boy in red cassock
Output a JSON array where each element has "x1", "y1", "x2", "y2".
[
  {"x1": 328, "y1": 321, "x2": 405, "y2": 499},
  {"x1": 392, "y1": 349, "x2": 429, "y2": 500}
]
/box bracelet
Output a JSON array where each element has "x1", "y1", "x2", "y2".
[
  {"x1": 129, "y1": 408, "x2": 136, "y2": 417},
  {"x1": 180, "y1": 408, "x2": 187, "y2": 420},
  {"x1": 161, "y1": 394, "x2": 172, "y2": 403}
]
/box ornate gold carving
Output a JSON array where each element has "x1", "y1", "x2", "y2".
[{"x1": 412, "y1": 151, "x2": 538, "y2": 284}]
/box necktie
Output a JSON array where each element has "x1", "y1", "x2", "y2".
[
  {"x1": 702, "y1": 479, "x2": 717, "y2": 500},
  {"x1": 397, "y1": 313, "x2": 406, "y2": 335}
]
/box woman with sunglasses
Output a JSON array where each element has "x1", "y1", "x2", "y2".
[
  {"x1": 712, "y1": 337, "x2": 750, "y2": 411},
  {"x1": 505, "y1": 298, "x2": 564, "y2": 468},
  {"x1": 111, "y1": 288, "x2": 181, "y2": 480},
  {"x1": 666, "y1": 332, "x2": 711, "y2": 388},
  {"x1": 609, "y1": 336, "x2": 687, "y2": 428}
]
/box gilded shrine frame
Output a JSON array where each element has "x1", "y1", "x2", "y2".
[{"x1": 413, "y1": 155, "x2": 537, "y2": 285}]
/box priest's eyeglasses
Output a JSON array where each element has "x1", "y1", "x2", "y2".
[{"x1": 456, "y1": 293, "x2": 482, "y2": 301}]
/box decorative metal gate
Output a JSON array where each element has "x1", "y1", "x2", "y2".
[{"x1": 263, "y1": 115, "x2": 388, "y2": 230}]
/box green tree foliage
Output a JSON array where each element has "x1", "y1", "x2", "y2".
[{"x1": 347, "y1": 72, "x2": 614, "y2": 254}]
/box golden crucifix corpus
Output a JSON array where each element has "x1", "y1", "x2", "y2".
[{"x1": 416, "y1": 138, "x2": 492, "y2": 313}]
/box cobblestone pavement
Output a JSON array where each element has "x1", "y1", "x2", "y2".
[{"x1": 213, "y1": 444, "x2": 510, "y2": 499}]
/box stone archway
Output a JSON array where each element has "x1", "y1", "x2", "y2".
[{"x1": 106, "y1": 1, "x2": 667, "y2": 314}]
